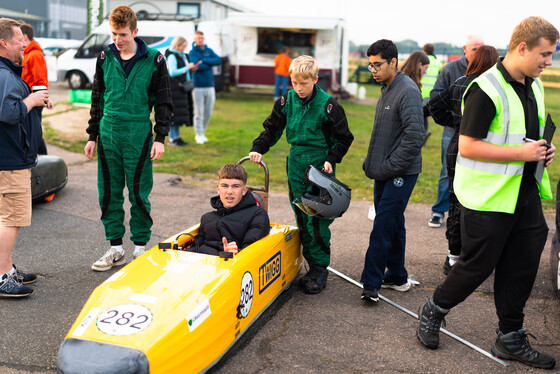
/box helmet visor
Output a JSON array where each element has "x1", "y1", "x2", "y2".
[{"x1": 293, "y1": 199, "x2": 320, "y2": 217}]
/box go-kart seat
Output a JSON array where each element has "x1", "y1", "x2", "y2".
[{"x1": 251, "y1": 190, "x2": 266, "y2": 210}]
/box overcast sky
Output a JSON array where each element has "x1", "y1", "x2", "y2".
[{"x1": 242, "y1": 0, "x2": 560, "y2": 49}]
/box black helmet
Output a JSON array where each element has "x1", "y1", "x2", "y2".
[{"x1": 294, "y1": 165, "x2": 351, "y2": 219}]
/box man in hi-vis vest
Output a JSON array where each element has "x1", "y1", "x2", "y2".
[
  {"x1": 417, "y1": 16, "x2": 559, "y2": 369},
  {"x1": 420, "y1": 43, "x2": 441, "y2": 143},
  {"x1": 420, "y1": 43, "x2": 442, "y2": 99}
]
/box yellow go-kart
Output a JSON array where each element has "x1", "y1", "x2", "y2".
[{"x1": 57, "y1": 158, "x2": 302, "y2": 373}]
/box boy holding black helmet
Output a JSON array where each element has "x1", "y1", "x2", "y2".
[{"x1": 249, "y1": 55, "x2": 353, "y2": 294}]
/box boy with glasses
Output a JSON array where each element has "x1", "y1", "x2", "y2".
[{"x1": 361, "y1": 39, "x2": 424, "y2": 302}]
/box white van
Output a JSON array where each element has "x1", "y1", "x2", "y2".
[
  {"x1": 56, "y1": 20, "x2": 196, "y2": 89},
  {"x1": 34, "y1": 37, "x2": 81, "y2": 83}
]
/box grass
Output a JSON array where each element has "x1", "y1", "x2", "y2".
[{"x1": 43, "y1": 84, "x2": 560, "y2": 213}]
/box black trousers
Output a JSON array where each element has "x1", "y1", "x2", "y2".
[
  {"x1": 433, "y1": 190, "x2": 548, "y2": 333},
  {"x1": 445, "y1": 133, "x2": 461, "y2": 255}
]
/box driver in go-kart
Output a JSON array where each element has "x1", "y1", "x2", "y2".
[{"x1": 188, "y1": 163, "x2": 270, "y2": 256}]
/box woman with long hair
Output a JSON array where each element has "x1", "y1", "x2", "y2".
[
  {"x1": 165, "y1": 36, "x2": 197, "y2": 146},
  {"x1": 400, "y1": 50, "x2": 430, "y2": 90},
  {"x1": 428, "y1": 45, "x2": 499, "y2": 273}
]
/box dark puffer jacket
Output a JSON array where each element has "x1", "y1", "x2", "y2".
[
  {"x1": 362, "y1": 72, "x2": 424, "y2": 181},
  {"x1": 164, "y1": 49, "x2": 191, "y2": 126},
  {"x1": 429, "y1": 56, "x2": 468, "y2": 135},
  {"x1": 194, "y1": 192, "x2": 270, "y2": 255}
]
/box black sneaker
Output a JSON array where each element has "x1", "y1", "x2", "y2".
[
  {"x1": 491, "y1": 329, "x2": 556, "y2": 369},
  {"x1": 13, "y1": 264, "x2": 37, "y2": 284},
  {"x1": 0, "y1": 273, "x2": 33, "y2": 298},
  {"x1": 168, "y1": 138, "x2": 187, "y2": 147},
  {"x1": 428, "y1": 213, "x2": 443, "y2": 228},
  {"x1": 174, "y1": 137, "x2": 187, "y2": 146},
  {"x1": 417, "y1": 298, "x2": 448, "y2": 349},
  {"x1": 443, "y1": 256, "x2": 453, "y2": 275},
  {"x1": 361, "y1": 284, "x2": 379, "y2": 302},
  {"x1": 303, "y1": 266, "x2": 328, "y2": 294}
]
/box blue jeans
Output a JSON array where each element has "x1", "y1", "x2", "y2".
[
  {"x1": 274, "y1": 74, "x2": 289, "y2": 97},
  {"x1": 169, "y1": 124, "x2": 180, "y2": 141},
  {"x1": 431, "y1": 130, "x2": 452, "y2": 214},
  {"x1": 361, "y1": 174, "x2": 418, "y2": 289}
]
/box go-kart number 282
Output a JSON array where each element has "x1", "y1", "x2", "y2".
[
  {"x1": 239, "y1": 272, "x2": 253, "y2": 318},
  {"x1": 96, "y1": 304, "x2": 153, "y2": 336}
]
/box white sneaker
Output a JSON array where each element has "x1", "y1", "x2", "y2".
[
  {"x1": 195, "y1": 135, "x2": 206, "y2": 144},
  {"x1": 92, "y1": 248, "x2": 126, "y2": 271},
  {"x1": 368, "y1": 204, "x2": 376, "y2": 221},
  {"x1": 381, "y1": 279, "x2": 412, "y2": 292},
  {"x1": 201, "y1": 134, "x2": 208, "y2": 142},
  {"x1": 133, "y1": 246, "x2": 146, "y2": 259}
]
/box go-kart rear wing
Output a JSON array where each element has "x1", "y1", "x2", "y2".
[{"x1": 238, "y1": 156, "x2": 269, "y2": 213}]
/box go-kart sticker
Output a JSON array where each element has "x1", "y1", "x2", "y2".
[
  {"x1": 186, "y1": 299, "x2": 212, "y2": 332},
  {"x1": 72, "y1": 308, "x2": 100, "y2": 337},
  {"x1": 238, "y1": 271, "x2": 253, "y2": 318},
  {"x1": 96, "y1": 304, "x2": 153, "y2": 336},
  {"x1": 259, "y1": 251, "x2": 281, "y2": 294}
]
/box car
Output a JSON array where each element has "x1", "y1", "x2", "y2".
[
  {"x1": 35, "y1": 38, "x2": 81, "y2": 83},
  {"x1": 56, "y1": 159, "x2": 303, "y2": 373}
]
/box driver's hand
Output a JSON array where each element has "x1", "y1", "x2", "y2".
[{"x1": 222, "y1": 237, "x2": 239, "y2": 255}]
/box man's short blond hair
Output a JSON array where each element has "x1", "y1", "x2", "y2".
[
  {"x1": 289, "y1": 55, "x2": 319, "y2": 80},
  {"x1": 508, "y1": 16, "x2": 559, "y2": 52},
  {"x1": 0, "y1": 18, "x2": 22, "y2": 41}
]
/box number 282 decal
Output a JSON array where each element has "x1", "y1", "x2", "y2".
[{"x1": 96, "y1": 304, "x2": 153, "y2": 336}]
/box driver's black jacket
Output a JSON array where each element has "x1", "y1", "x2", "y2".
[{"x1": 194, "y1": 192, "x2": 270, "y2": 255}]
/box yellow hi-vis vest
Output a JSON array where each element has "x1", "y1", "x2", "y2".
[
  {"x1": 454, "y1": 64, "x2": 552, "y2": 214},
  {"x1": 421, "y1": 55, "x2": 442, "y2": 99}
]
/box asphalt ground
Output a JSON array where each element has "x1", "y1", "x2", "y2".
[
  {"x1": 1, "y1": 83, "x2": 559, "y2": 373},
  {"x1": 0, "y1": 144, "x2": 559, "y2": 374}
]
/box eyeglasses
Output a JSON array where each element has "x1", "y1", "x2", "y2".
[{"x1": 367, "y1": 60, "x2": 388, "y2": 72}]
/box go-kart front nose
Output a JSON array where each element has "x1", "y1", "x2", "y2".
[{"x1": 57, "y1": 338, "x2": 149, "y2": 374}]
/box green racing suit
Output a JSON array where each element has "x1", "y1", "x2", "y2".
[
  {"x1": 86, "y1": 38, "x2": 172, "y2": 245},
  {"x1": 251, "y1": 86, "x2": 353, "y2": 267}
]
